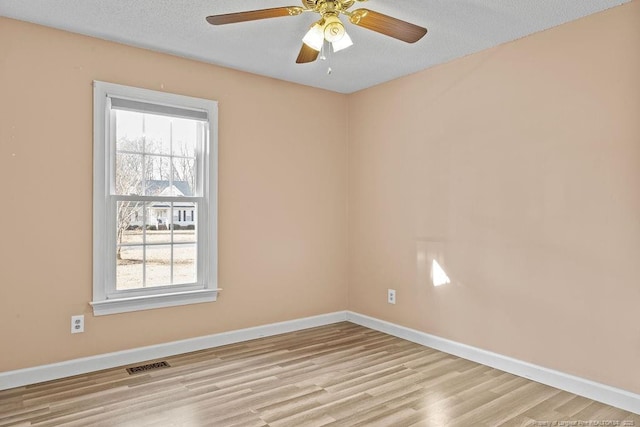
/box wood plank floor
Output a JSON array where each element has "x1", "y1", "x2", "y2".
[{"x1": 1, "y1": 322, "x2": 638, "y2": 426}]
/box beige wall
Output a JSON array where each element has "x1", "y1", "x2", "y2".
[
  {"x1": 348, "y1": 1, "x2": 640, "y2": 394},
  {"x1": 0, "y1": 18, "x2": 348, "y2": 371}
]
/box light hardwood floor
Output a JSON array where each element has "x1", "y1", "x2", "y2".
[{"x1": 1, "y1": 322, "x2": 638, "y2": 426}]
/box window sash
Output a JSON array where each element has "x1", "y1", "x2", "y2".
[
  {"x1": 106, "y1": 197, "x2": 208, "y2": 298},
  {"x1": 110, "y1": 107, "x2": 205, "y2": 199}
]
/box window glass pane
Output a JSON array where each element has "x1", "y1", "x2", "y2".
[
  {"x1": 172, "y1": 118, "x2": 198, "y2": 157},
  {"x1": 116, "y1": 245, "x2": 143, "y2": 290},
  {"x1": 116, "y1": 136, "x2": 145, "y2": 154},
  {"x1": 172, "y1": 158, "x2": 196, "y2": 197},
  {"x1": 117, "y1": 201, "x2": 144, "y2": 245},
  {"x1": 115, "y1": 153, "x2": 143, "y2": 195},
  {"x1": 144, "y1": 201, "x2": 172, "y2": 243},
  {"x1": 145, "y1": 155, "x2": 171, "y2": 195},
  {"x1": 173, "y1": 244, "x2": 196, "y2": 285},
  {"x1": 144, "y1": 114, "x2": 171, "y2": 155},
  {"x1": 146, "y1": 245, "x2": 172, "y2": 287},
  {"x1": 116, "y1": 110, "x2": 144, "y2": 152},
  {"x1": 174, "y1": 204, "x2": 197, "y2": 243}
]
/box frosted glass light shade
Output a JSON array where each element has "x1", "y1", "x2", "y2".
[
  {"x1": 302, "y1": 23, "x2": 324, "y2": 51},
  {"x1": 332, "y1": 32, "x2": 353, "y2": 52}
]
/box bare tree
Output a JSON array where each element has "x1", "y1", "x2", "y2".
[
  {"x1": 115, "y1": 137, "x2": 144, "y2": 260},
  {"x1": 172, "y1": 145, "x2": 196, "y2": 195}
]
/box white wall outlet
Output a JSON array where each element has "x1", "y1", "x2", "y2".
[
  {"x1": 387, "y1": 289, "x2": 396, "y2": 304},
  {"x1": 71, "y1": 315, "x2": 84, "y2": 334}
]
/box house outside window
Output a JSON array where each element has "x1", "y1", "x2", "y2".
[{"x1": 92, "y1": 81, "x2": 218, "y2": 315}]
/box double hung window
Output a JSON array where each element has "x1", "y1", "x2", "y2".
[{"x1": 92, "y1": 81, "x2": 218, "y2": 315}]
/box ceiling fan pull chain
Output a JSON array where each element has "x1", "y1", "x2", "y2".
[{"x1": 319, "y1": 40, "x2": 333, "y2": 75}]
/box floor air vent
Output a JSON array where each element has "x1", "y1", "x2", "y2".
[{"x1": 126, "y1": 361, "x2": 170, "y2": 375}]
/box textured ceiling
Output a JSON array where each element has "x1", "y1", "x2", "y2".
[{"x1": 0, "y1": 0, "x2": 630, "y2": 93}]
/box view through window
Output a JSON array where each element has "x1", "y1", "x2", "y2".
[{"x1": 114, "y1": 110, "x2": 202, "y2": 290}]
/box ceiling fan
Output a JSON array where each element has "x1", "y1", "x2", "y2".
[{"x1": 206, "y1": 0, "x2": 428, "y2": 64}]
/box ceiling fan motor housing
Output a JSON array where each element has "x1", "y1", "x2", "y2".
[{"x1": 302, "y1": 0, "x2": 357, "y2": 14}]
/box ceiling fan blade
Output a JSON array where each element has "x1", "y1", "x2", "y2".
[
  {"x1": 349, "y1": 9, "x2": 427, "y2": 43},
  {"x1": 206, "y1": 7, "x2": 303, "y2": 25},
  {"x1": 296, "y1": 43, "x2": 320, "y2": 64}
]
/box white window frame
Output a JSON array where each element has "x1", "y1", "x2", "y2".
[{"x1": 92, "y1": 81, "x2": 218, "y2": 316}]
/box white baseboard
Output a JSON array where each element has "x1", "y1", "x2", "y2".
[
  {"x1": 2, "y1": 310, "x2": 638, "y2": 415},
  {"x1": 346, "y1": 311, "x2": 640, "y2": 415},
  {"x1": 0, "y1": 311, "x2": 348, "y2": 391}
]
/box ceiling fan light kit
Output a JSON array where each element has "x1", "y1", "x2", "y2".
[
  {"x1": 206, "y1": 0, "x2": 427, "y2": 64},
  {"x1": 302, "y1": 15, "x2": 354, "y2": 53}
]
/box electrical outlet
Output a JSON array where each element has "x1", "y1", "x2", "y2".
[
  {"x1": 387, "y1": 289, "x2": 396, "y2": 304},
  {"x1": 71, "y1": 315, "x2": 84, "y2": 334}
]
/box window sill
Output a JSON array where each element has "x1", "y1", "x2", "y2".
[{"x1": 90, "y1": 288, "x2": 219, "y2": 316}]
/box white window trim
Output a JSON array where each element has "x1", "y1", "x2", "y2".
[{"x1": 92, "y1": 81, "x2": 219, "y2": 316}]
